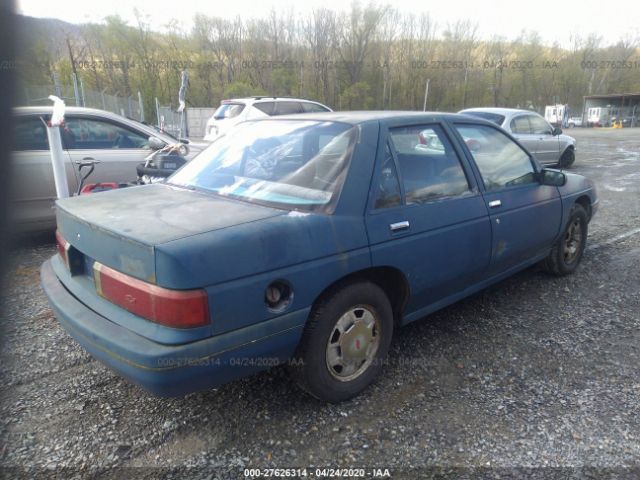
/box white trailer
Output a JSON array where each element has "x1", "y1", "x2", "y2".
[{"x1": 587, "y1": 106, "x2": 618, "y2": 127}]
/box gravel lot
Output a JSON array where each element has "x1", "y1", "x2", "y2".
[{"x1": 1, "y1": 128, "x2": 639, "y2": 479}]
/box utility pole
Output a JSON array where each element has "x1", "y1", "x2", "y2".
[{"x1": 423, "y1": 78, "x2": 430, "y2": 112}]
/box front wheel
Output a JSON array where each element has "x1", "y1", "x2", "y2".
[
  {"x1": 543, "y1": 203, "x2": 588, "y2": 276},
  {"x1": 290, "y1": 281, "x2": 393, "y2": 402},
  {"x1": 558, "y1": 148, "x2": 575, "y2": 168}
]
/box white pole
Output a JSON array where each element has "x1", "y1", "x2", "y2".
[
  {"x1": 423, "y1": 78, "x2": 430, "y2": 112},
  {"x1": 45, "y1": 96, "x2": 70, "y2": 198},
  {"x1": 138, "y1": 91, "x2": 145, "y2": 122}
]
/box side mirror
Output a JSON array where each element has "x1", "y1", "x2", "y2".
[
  {"x1": 179, "y1": 138, "x2": 190, "y2": 144},
  {"x1": 148, "y1": 136, "x2": 166, "y2": 150},
  {"x1": 552, "y1": 127, "x2": 562, "y2": 136},
  {"x1": 540, "y1": 168, "x2": 567, "y2": 186}
]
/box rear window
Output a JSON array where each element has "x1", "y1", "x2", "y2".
[
  {"x1": 460, "y1": 111, "x2": 505, "y2": 126},
  {"x1": 214, "y1": 103, "x2": 245, "y2": 120},
  {"x1": 170, "y1": 120, "x2": 357, "y2": 213}
]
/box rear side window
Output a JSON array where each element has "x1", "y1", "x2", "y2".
[
  {"x1": 253, "y1": 102, "x2": 275, "y2": 115},
  {"x1": 510, "y1": 116, "x2": 531, "y2": 134},
  {"x1": 302, "y1": 102, "x2": 330, "y2": 113},
  {"x1": 374, "y1": 143, "x2": 402, "y2": 209},
  {"x1": 14, "y1": 117, "x2": 49, "y2": 151},
  {"x1": 455, "y1": 124, "x2": 536, "y2": 191},
  {"x1": 274, "y1": 102, "x2": 303, "y2": 115},
  {"x1": 389, "y1": 124, "x2": 470, "y2": 204}
]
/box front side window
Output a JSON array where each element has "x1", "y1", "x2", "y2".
[
  {"x1": 455, "y1": 124, "x2": 536, "y2": 191},
  {"x1": 170, "y1": 120, "x2": 357, "y2": 213},
  {"x1": 389, "y1": 124, "x2": 470, "y2": 204},
  {"x1": 528, "y1": 115, "x2": 552, "y2": 135},
  {"x1": 302, "y1": 102, "x2": 330, "y2": 113},
  {"x1": 63, "y1": 117, "x2": 149, "y2": 149},
  {"x1": 510, "y1": 116, "x2": 531, "y2": 134}
]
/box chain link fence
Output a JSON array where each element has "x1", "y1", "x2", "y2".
[
  {"x1": 155, "y1": 102, "x2": 184, "y2": 138},
  {"x1": 18, "y1": 78, "x2": 144, "y2": 122},
  {"x1": 18, "y1": 77, "x2": 216, "y2": 140}
]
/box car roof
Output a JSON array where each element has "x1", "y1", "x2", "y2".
[
  {"x1": 459, "y1": 107, "x2": 537, "y2": 115},
  {"x1": 14, "y1": 105, "x2": 132, "y2": 117},
  {"x1": 223, "y1": 97, "x2": 328, "y2": 104},
  {"x1": 13, "y1": 105, "x2": 177, "y2": 143},
  {"x1": 245, "y1": 110, "x2": 484, "y2": 125}
]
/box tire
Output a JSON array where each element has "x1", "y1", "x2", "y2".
[
  {"x1": 290, "y1": 281, "x2": 393, "y2": 402},
  {"x1": 543, "y1": 203, "x2": 588, "y2": 276},
  {"x1": 558, "y1": 148, "x2": 575, "y2": 168}
]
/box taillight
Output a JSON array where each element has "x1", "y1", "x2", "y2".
[
  {"x1": 56, "y1": 231, "x2": 70, "y2": 268},
  {"x1": 93, "y1": 262, "x2": 209, "y2": 328}
]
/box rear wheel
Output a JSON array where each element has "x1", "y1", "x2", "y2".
[
  {"x1": 543, "y1": 203, "x2": 588, "y2": 276},
  {"x1": 558, "y1": 148, "x2": 575, "y2": 168},
  {"x1": 290, "y1": 281, "x2": 393, "y2": 402}
]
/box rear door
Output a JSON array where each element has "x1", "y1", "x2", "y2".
[
  {"x1": 63, "y1": 115, "x2": 151, "y2": 185},
  {"x1": 365, "y1": 122, "x2": 492, "y2": 318},
  {"x1": 11, "y1": 114, "x2": 79, "y2": 227},
  {"x1": 453, "y1": 122, "x2": 561, "y2": 276}
]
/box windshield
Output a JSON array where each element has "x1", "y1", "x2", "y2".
[
  {"x1": 169, "y1": 120, "x2": 357, "y2": 213},
  {"x1": 213, "y1": 103, "x2": 246, "y2": 120},
  {"x1": 460, "y1": 111, "x2": 506, "y2": 126}
]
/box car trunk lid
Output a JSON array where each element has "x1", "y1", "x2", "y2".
[{"x1": 56, "y1": 183, "x2": 285, "y2": 284}]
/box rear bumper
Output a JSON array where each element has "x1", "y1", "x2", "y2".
[{"x1": 41, "y1": 259, "x2": 307, "y2": 396}]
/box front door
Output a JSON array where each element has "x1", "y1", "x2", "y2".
[
  {"x1": 63, "y1": 115, "x2": 152, "y2": 186},
  {"x1": 528, "y1": 114, "x2": 561, "y2": 164},
  {"x1": 11, "y1": 115, "x2": 79, "y2": 228},
  {"x1": 509, "y1": 114, "x2": 539, "y2": 156},
  {"x1": 453, "y1": 123, "x2": 562, "y2": 276}
]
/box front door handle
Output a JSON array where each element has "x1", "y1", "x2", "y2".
[
  {"x1": 488, "y1": 200, "x2": 502, "y2": 208},
  {"x1": 390, "y1": 220, "x2": 410, "y2": 232}
]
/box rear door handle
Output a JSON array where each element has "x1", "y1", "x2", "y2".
[
  {"x1": 488, "y1": 200, "x2": 502, "y2": 208},
  {"x1": 390, "y1": 221, "x2": 410, "y2": 232}
]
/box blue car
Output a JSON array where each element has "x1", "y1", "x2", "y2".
[{"x1": 41, "y1": 112, "x2": 598, "y2": 402}]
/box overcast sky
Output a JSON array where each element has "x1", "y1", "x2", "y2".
[{"x1": 16, "y1": 0, "x2": 640, "y2": 47}]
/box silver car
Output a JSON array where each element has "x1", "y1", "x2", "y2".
[
  {"x1": 11, "y1": 106, "x2": 205, "y2": 232},
  {"x1": 458, "y1": 108, "x2": 576, "y2": 168}
]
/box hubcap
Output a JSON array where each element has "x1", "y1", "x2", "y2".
[
  {"x1": 326, "y1": 306, "x2": 380, "y2": 382},
  {"x1": 563, "y1": 219, "x2": 583, "y2": 264}
]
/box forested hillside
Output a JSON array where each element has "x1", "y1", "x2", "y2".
[{"x1": 15, "y1": 4, "x2": 640, "y2": 118}]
